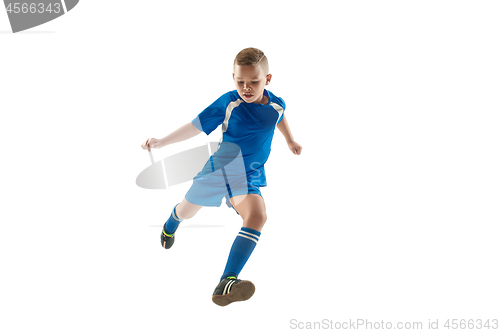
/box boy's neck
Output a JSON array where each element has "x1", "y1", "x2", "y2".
[
  {"x1": 251, "y1": 93, "x2": 268, "y2": 105},
  {"x1": 258, "y1": 95, "x2": 269, "y2": 105}
]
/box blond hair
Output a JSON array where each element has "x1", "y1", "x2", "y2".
[{"x1": 233, "y1": 47, "x2": 269, "y2": 74}]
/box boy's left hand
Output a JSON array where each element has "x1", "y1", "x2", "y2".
[{"x1": 287, "y1": 141, "x2": 302, "y2": 155}]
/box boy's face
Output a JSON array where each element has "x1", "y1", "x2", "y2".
[{"x1": 233, "y1": 64, "x2": 272, "y2": 104}]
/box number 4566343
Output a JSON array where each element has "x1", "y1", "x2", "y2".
[
  {"x1": 444, "y1": 319, "x2": 498, "y2": 330},
  {"x1": 6, "y1": 3, "x2": 61, "y2": 14}
]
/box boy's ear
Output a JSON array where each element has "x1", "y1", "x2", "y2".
[
  {"x1": 266, "y1": 74, "x2": 272, "y2": 85},
  {"x1": 232, "y1": 73, "x2": 235, "y2": 80}
]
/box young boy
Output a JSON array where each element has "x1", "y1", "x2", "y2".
[{"x1": 141, "y1": 47, "x2": 302, "y2": 306}]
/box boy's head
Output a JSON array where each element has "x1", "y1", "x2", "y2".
[
  {"x1": 234, "y1": 47, "x2": 269, "y2": 75},
  {"x1": 233, "y1": 47, "x2": 272, "y2": 104}
]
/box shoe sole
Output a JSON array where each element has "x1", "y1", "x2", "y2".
[{"x1": 212, "y1": 281, "x2": 255, "y2": 306}]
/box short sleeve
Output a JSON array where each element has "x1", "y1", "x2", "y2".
[
  {"x1": 275, "y1": 96, "x2": 286, "y2": 124},
  {"x1": 192, "y1": 92, "x2": 232, "y2": 135},
  {"x1": 277, "y1": 96, "x2": 286, "y2": 110},
  {"x1": 277, "y1": 112, "x2": 285, "y2": 124}
]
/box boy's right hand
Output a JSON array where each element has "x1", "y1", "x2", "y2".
[{"x1": 141, "y1": 138, "x2": 161, "y2": 151}]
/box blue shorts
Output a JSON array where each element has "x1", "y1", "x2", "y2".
[
  {"x1": 185, "y1": 142, "x2": 263, "y2": 209},
  {"x1": 185, "y1": 178, "x2": 262, "y2": 208}
]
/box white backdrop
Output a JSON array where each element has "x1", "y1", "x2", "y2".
[{"x1": 1, "y1": 1, "x2": 499, "y2": 332}]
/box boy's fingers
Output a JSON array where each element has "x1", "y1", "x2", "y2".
[{"x1": 142, "y1": 138, "x2": 152, "y2": 150}]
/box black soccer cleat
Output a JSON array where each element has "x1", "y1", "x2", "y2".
[
  {"x1": 160, "y1": 225, "x2": 175, "y2": 249},
  {"x1": 212, "y1": 277, "x2": 255, "y2": 306}
]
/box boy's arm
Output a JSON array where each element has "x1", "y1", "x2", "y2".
[
  {"x1": 277, "y1": 115, "x2": 302, "y2": 155},
  {"x1": 142, "y1": 122, "x2": 201, "y2": 151},
  {"x1": 159, "y1": 122, "x2": 201, "y2": 147},
  {"x1": 277, "y1": 114, "x2": 294, "y2": 143}
]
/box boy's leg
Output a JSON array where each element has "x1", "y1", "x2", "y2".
[
  {"x1": 221, "y1": 194, "x2": 266, "y2": 278},
  {"x1": 230, "y1": 193, "x2": 267, "y2": 232},
  {"x1": 212, "y1": 194, "x2": 266, "y2": 306},
  {"x1": 161, "y1": 198, "x2": 202, "y2": 249},
  {"x1": 175, "y1": 198, "x2": 203, "y2": 219}
]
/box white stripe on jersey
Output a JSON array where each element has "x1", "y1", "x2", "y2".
[
  {"x1": 222, "y1": 99, "x2": 243, "y2": 133},
  {"x1": 270, "y1": 102, "x2": 284, "y2": 125}
]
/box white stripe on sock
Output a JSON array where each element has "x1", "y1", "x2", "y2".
[
  {"x1": 239, "y1": 230, "x2": 260, "y2": 241},
  {"x1": 238, "y1": 233, "x2": 259, "y2": 244},
  {"x1": 172, "y1": 205, "x2": 182, "y2": 221}
]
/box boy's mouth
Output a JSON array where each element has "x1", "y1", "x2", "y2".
[{"x1": 243, "y1": 93, "x2": 253, "y2": 98}]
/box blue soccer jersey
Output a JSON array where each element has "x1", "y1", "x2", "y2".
[{"x1": 192, "y1": 89, "x2": 285, "y2": 188}]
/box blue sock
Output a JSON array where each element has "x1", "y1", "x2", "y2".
[
  {"x1": 221, "y1": 227, "x2": 261, "y2": 281},
  {"x1": 163, "y1": 204, "x2": 183, "y2": 235}
]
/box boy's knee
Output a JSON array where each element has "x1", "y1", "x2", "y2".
[
  {"x1": 261, "y1": 211, "x2": 268, "y2": 224},
  {"x1": 249, "y1": 210, "x2": 267, "y2": 225}
]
